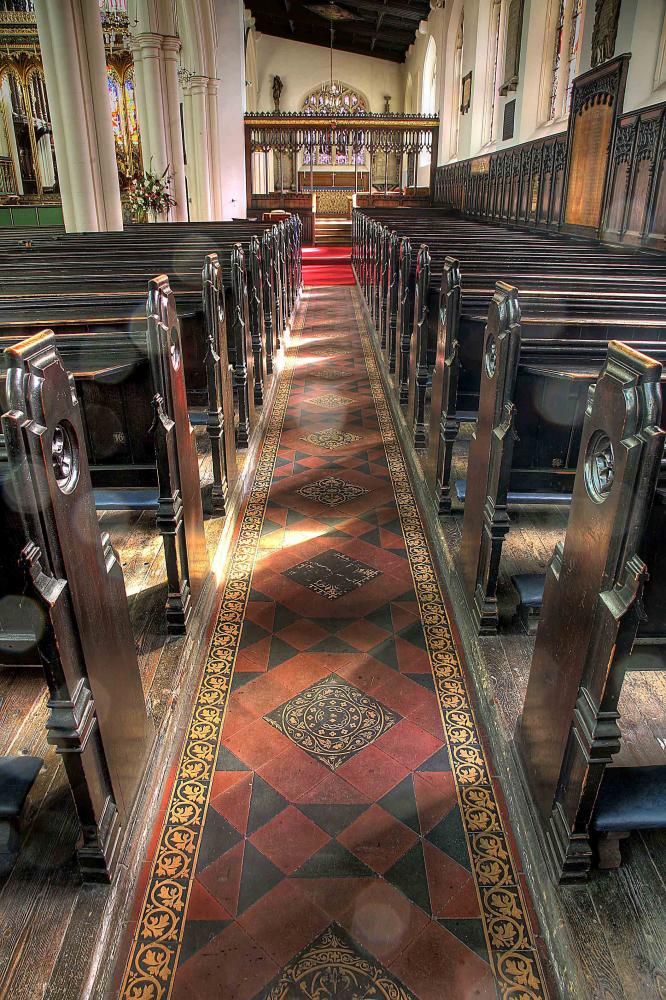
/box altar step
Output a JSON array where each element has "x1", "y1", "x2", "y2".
[{"x1": 314, "y1": 216, "x2": 352, "y2": 246}]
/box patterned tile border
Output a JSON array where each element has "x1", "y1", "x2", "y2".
[
  {"x1": 118, "y1": 299, "x2": 307, "y2": 1000},
  {"x1": 352, "y1": 288, "x2": 549, "y2": 1000}
]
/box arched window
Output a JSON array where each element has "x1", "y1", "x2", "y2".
[
  {"x1": 106, "y1": 54, "x2": 142, "y2": 186},
  {"x1": 302, "y1": 80, "x2": 368, "y2": 117},
  {"x1": 482, "y1": 0, "x2": 506, "y2": 146},
  {"x1": 543, "y1": 0, "x2": 584, "y2": 123},
  {"x1": 450, "y1": 14, "x2": 464, "y2": 158},
  {"x1": 421, "y1": 36, "x2": 437, "y2": 117}
]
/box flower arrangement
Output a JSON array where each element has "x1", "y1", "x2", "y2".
[{"x1": 127, "y1": 164, "x2": 176, "y2": 222}]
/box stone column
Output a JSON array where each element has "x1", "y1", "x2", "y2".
[
  {"x1": 161, "y1": 36, "x2": 188, "y2": 221},
  {"x1": 187, "y1": 77, "x2": 212, "y2": 221},
  {"x1": 212, "y1": 0, "x2": 247, "y2": 219},
  {"x1": 35, "y1": 0, "x2": 123, "y2": 231},
  {"x1": 207, "y1": 78, "x2": 223, "y2": 218},
  {"x1": 131, "y1": 35, "x2": 169, "y2": 170}
]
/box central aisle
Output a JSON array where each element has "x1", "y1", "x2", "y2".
[{"x1": 119, "y1": 285, "x2": 548, "y2": 1000}]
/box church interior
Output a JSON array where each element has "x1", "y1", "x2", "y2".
[{"x1": 0, "y1": 0, "x2": 665, "y2": 998}]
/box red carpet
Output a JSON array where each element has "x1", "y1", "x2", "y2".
[{"x1": 302, "y1": 245, "x2": 354, "y2": 286}]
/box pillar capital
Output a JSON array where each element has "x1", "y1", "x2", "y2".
[
  {"x1": 161, "y1": 35, "x2": 182, "y2": 56},
  {"x1": 187, "y1": 75, "x2": 211, "y2": 96},
  {"x1": 130, "y1": 32, "x2": 163, "y2": 56}
]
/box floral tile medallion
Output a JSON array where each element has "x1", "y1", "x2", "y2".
[
  {"x1": 264, "y1": 673, "x2": 400, "y2": 770},
  {"x1": 297, "y1": 477, "x2": 369, "y2": 507},
  {"x1": 302, "y1": 427, "x2": 362, "y2": 451}
]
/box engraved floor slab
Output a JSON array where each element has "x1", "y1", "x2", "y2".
[{"x1": 284, "y1": 549, "x2": 381, "y2": 599}]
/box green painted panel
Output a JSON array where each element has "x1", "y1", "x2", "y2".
[
  {"x1": 0, "y1": 207, "x2": 13, "y2": 228},
  {"x1": 12, "y1": 207, "x2": 38, "y2": 227},
  {"x1": 37, "y1": 205, "x2": 64, "y2": 227}
]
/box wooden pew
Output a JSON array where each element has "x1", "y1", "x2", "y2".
[
  {"x1": 0, "y1": 215, "x2": 302, "y2": 423},
  {"x1": 514, "y1": 340, "x2": 666, "y2": 882},
  {"x1": 1, "y1": 330, "x2": 154, "y2": 881},
  {"x1": 455, "y1": 282, "x2": 666, "y2": 633},
  {"x1": 0, "y1": 275, "x2": 211, "y2": 636},
  {"x1": 147, "y1": 275, "x2": 210, "y2": 634}
]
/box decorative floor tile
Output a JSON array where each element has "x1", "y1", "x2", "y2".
[
  {"x1": 302, "y1": 427, "x2": 362, "y2": 450},
  {"x1": 307, "y1": 393, "x2": 354, "y2": 408},
  {"x1": 297, "y1": 476, "x2": 369, "y2": 507},
  {"x1": 283, "y1": 549, "x2": 381, "y2": 600},
  {"x1": 264, "y1": 673, "x2": 400, "y2": 770},
  {"x1": 256, "y1": 923, "x2": 417, "y2": 1000}
]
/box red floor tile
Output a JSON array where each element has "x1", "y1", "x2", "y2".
[
  {"x1": 337, "y1": 804, "x2": 419, "y2": 873},
  {"x1": 238, "y1": 879, "x2": 330, "y2": 966},
  {"x1": 338, "y1": 745, "x2": 410, "y2": 800},
  {"x1": 249, "y1": 806, "x2": 330, "y2": 873}
]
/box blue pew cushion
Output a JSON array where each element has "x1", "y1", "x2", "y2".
[
  {"x1": 511, "y1": 574, "x2": 546, "y2": 609},
  {"x1": 93, "y1": 488, "x2": 159, "y2": 511},
  {"x1": 0, "y1": 756, "x2": 43, "y2": 819},
  {"x1": 188, "y1": 410, "x2": 208, "y2": 426},
  {"x1": 455, "y1": 480, "x2": 573, "y2": 506},
  {"x1": 593, "y1": 766, "x2": 666, "y2": 833}
]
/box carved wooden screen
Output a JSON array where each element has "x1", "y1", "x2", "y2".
[{"x1": 562, "y1": 53, "x2": 629, "y2": 235}]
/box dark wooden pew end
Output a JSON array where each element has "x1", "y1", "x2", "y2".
[
  {"x1": 592, "y1": 766, "x2": 666, "y2": 869},
  {"x1": 511, "y1": 574, "x2": 546, "y2": 634},
  {"x1": 0, "y1": 755, "x2": 43, "y2": 877}
]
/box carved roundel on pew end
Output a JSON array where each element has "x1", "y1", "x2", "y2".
[
  {"x1": 169, "y1": 326, "x2": 181, "y2": 371},
  {"x1": 584, "y1": 431, "x2": 615, "y2": 503},
  {"x1": 51, "y1": 421, "x2": 79, "y2": 495},
  {"x1": 484, "y1": 332, "x2": 497, "y2": 379}
]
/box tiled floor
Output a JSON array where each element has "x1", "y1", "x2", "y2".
[{"x1": 117, "y1": 285, "x2": 549, "y2": 1000}]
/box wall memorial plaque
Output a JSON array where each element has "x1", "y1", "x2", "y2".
[
  {"x1": 499, "y1": 0, "x2": 524, "y2": 95},
  {"x1": 591, "y1": 0, "x2": 621, "y2": 68},
  {"x1": 562, "y1": 53, "x2": 630, "y2": 236}
]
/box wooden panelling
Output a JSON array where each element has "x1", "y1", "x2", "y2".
[
  {"x1": 602, "y1": 103, "x2": 666, "y2": 250},
  {"x1": 434, "y1": 133, "x2": 568, "y2": 233}
]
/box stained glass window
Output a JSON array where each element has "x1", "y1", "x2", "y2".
[
  {"x1": 548, "y1": 0, "x2": 584, "y2": 121},
  {"x1": 107, "y1": 70, "x2": 123, "y2": 144},
  {"x1": 302, "y1": 81, "x2": 367, "y2": 117},
  {"x1": 565, "y1": 0, "x2": 584, "y2": 113},
  {"x1": 124, "y1": 72, "x2": 139, "y2": 147}
]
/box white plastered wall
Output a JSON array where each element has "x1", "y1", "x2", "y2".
[{"x1": 253, "y1": 33, "x2": 404, "y2": 113}]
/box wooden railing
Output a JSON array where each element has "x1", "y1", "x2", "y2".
[{"x1": 433, "y1": 132, "x2": 568, "y2": 232}]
